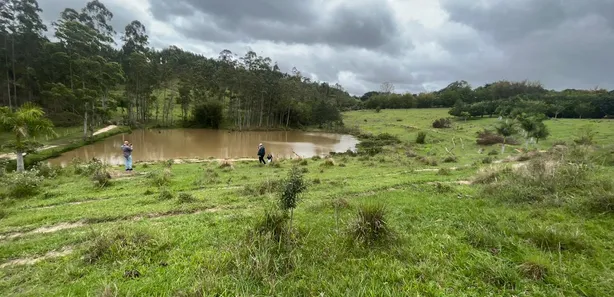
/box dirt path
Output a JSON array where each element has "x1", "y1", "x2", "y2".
[
  {"x1": 0, "y1": 206, "x2": 223, "y2": 240},
  {"x1": 92, "y1": 125, "x2": 118, "y2": 136},
  {"x1": 0, "y1": 247, "x2": 74, "y2": 268},
  {"x1": 0, "y1": 145, "x2": 59, "y2": 160}
]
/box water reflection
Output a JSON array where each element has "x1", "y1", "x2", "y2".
[{"x1": 48, "y1": 129, "x2": 359, "y2": 166}]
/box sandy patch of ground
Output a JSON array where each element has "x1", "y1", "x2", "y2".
[
  {"x1": 92, "y1": 125, "x2": 118, "y2": 136},
  {"x1": 0, "y1": 247, "x2": 74, "y2": 268}
]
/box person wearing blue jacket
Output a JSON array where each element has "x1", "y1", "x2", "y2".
[{"x1": 257, "y1": 143, "x2": 266, "y2": 164}]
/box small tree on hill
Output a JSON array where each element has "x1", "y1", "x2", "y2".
[
  {"x1": 0, "y1": 103, "x2": 57, "y2": 172},
  {"x1": 495, "y1": 120, "x2": 517, "y2": 153},
  {"x1": 280, "y1": 165, "x2": 307, "y2": 230}
]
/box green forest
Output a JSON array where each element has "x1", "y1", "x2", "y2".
[{"x1": 1, "y1": 0, "x2": 613, "y2": 137}]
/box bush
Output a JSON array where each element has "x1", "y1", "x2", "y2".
[
  {"x1": 280, "y1": 166, "x2": 307, "y2": 212},
  {"x1": 416, "y1": 132, "x2": 427, "y2": 144},
  {"x1": 321, "y1": 158, "x2": 335, "y2": 167},
  {"x1": 1, "y1": 169, "x2": 44, "y2": 198},
  {"x1": 482, "y1": 157, "x2": 493, "y2": 164},
  {"x1": 177, "y1": 192, "x2": 196, "y2": 203},
  {"x1": 33, "y1": 163, "x2": 60, "y2": 178},
  {"x1": 432, "y1": 118, "x2": 452, "y2": 128},
  {"x1": 348, "y1": 204, "x2": 393, "y2": 246},
  {"x1": 92, "y1": 167, "x2": 112, "y2": 188},
  {"x1": 488, "y1": 149, "x2": 499, "y2": 156},
  {"x1": 476, "y1": 129, "x2": 505, "y2": 145},
  {"x1": 443, "y1": 156, "x2": 457, "y2": 163},
  {"x1": 298, "y1": 159, "x2": 308, "y2": 166},
  {"x1": 438, "y1": 168, "x2": 451, "y2": 175},
  {"x1": 356, "y1": 133, "x2": 401, "y2": 156},
  {"x1": 148, "y1": 169, "x2": 172, "y2": 187},
  {"x1": 311, "y1": 156, "x2": 321, "y2": 161},
  {"x1": 158, "y1": 189, "x2": 174, "y2": 200},
  {"x1": 83, "y1": 227, "x2": 168, "y2": 264},
  {"x1": 418, "y1": 156, "x2": 438, "y2": 166}
]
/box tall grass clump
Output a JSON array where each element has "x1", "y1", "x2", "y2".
[
  {"x1": 480, "y1": 150, "x2": 607, "y2": 208},
  {"x1": 356, "y1": 133, "x2": 401, "y2": 156},
  {"x1": 84, "y1": 227, "x2": 168, "y2": 264},
  {"x1": 177, "y1": 192, "x2": 196, "y2": 203},
  {"x1": 232, "y1": 208, "x2": 300, "y2": 282},
  {"x1": 416, "y1": 132, "x2": 427, "y2": 144},
  {"x1": 148, "y1": 168, "x2": 172, "y2": 187},
  {"x1": 348, "y1": 204, "x2": 393, "y2": 247}
]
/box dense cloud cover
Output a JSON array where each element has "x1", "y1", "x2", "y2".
[{"x1": 39, "y1": 0, "x2": 614, "y2": 95}]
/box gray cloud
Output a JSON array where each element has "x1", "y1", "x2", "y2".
[
  {"x1": 148, "y1": 0, "x2": 402, "y2": 51},
  {"x1": 37, "y1": 0, "x2": 614, "y2": 95}
]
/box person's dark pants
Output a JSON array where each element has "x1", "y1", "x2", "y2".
[{"x1": 259, "y1": 156, "x2": 266, "y2": 164}]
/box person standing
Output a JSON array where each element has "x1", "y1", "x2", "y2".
[
  {"x1": 121, "y1": 140, "x2": 133, "y2": 171},
  {"x1": 257, "y1": 143, "x2": 266, "y2": 165}
]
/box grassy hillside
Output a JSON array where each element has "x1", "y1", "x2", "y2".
[{"x1": 0, "y1": 109, "x2": 613, "y2": 296}]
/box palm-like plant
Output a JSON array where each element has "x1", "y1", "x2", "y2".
[{"x1": 0, "y1": 103, "x2": 57, "y2": 172}]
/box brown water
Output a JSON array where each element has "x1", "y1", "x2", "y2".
[{"x1": 47, "y1": 129, "x2": 359, "y2": 166}]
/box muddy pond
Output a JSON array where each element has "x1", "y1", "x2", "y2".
[{"x1": 47, "y1": 129, "x2": 359, "y2": 166}]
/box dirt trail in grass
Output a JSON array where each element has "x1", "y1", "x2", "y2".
[
  {"x1": 0, "y1": 247, "x2": 74, "y2": 268},
  {"x1": 0, "y1": 207, "x2": 222, "y2": 240},
  {"x1": 92, "y1": 125, "x2": 118, "y2": 136},
  {"x1": 0, "y1": 145, "x2": 59, "y2": 160}
]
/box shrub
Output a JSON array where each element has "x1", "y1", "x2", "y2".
[
  {"x1": 476, "y1": 129, "x2": 505, "y2": 145},
  {"x1": 148, "y1": 169, "x2": 172, "y2": 187},
  {"x1": 33, "y1": 163, "x2": 60, "y2": 178},
  {"x1": 298, "y1": 159, "x2": 308, "y2": 166},
  {"x1": 321, "y1": 158, "x2": 335, "y2": 167},
  {"x1": 254, "y1": 209, "x2": 290, "y2": 242},
  {"x1": 177, "y1": 192, "x2": 196, "y2": 203},
  {"x1": 416, "y1": 132, "x2": 427, "y2": 144},
  {"x1": 163, "y1": 159, "x2": 173, "y2": 168},
  {"x1": 443, "y1": 156, "x2": 457, "y2": 163},
  {"x1": 1, "y1": 169, "x2": 44, "y2": 198},
  {"x1": 311, "y1": 156, "x2": 321, "y2": 161},
  {"x1": 356, "y1": 133, "x2": 401, "y2": 156},
  {"x1": 488, "y1": 149, "x2": 499, "y2": 156},
  {"x1": 218, "y1": 160, "x2": 234, "y2": 169},
  {"x1": 83, "y1": 227, "x2": 168, "y2": 264},
  {"x1": 0, "y1": 208, "x2": 7, "y2": 220},
  {"x1": 280, "y1": 166, "x2": 307, "y2": 228},
  {"x1": 312, "y1": 178, "x2": 321, "y2": 184},
  {"x1": 438, "y1": 168, "x2": 451, "y2": 175},
  {"x1": 482, "y1": 157, "x2": 493, "y2": 164},
  {"x1": 92, "y1": 167, "x2": 112, "y2": 188},
  {"x1": 432, "y1": 118, "x2": 452, "y2": 128},
  {"x1": 348, "y1": 204, "x2": 393, "y2": 246},
  {"x1": 158, "y1": 189, "x2": 174, "y2": 200},
  {"x1": 574, "y1": 125, "x2": 596, "y2": 145},
  {"x1": 418, "y1": 156, "x2": 438, "y2": 166}
]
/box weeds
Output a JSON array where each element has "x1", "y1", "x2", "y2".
[
  {"x1": 348, "y1": 204, "x2": 393, "y2": 247},
  {"x1": 148, "y1": 169, "x2": 172, "y2": 187},
  {"x1": 416, "y1": 132, "x2": 427, "y2": 144},
  {"x1": 1, "y1": 169, "x2": 44, "y2": 198},
  {"x1": 158, "y1": 189, "x2": 174, "y2": 200},
  {"x1": 321, "y1": 158, "x2": 335, "y2": 167},
  {"x1": 438, "y1": 168, "x2": 451, "y2": 175},
  {"x1": 84, "y1": 227, "x2": 168, "y2": 264},
  {"x1": 177, "y1": 192, "x2": 196, "y2": 203},
  {"x1": 432, "y1": 118, "x2": 452, "y2": 128},
  {"x1": 443, "y1": 156, "x2": 457, "y2": 163}
]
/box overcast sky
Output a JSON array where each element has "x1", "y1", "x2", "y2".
[{"x1": 39, "y1": 0, "x2": 614, "y2": 96}]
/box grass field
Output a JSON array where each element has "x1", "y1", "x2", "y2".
[{"x1": 1, "y1": 109, "x2": 613, "y2": 296}]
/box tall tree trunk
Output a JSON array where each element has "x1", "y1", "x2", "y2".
[
  {"x1": 259, "y1": 92, "x2": 264, "y2": 127},
  {"x1": 83, "y1": 103, "x2": 88, "y2": 140},
  {"x1": 4, "y1": 36, "x2": 11, "y2": 110},
  {"x1": 11, "y1": 34, "x2": 17, "y2": 107},
  {"x1": 15, "y1": 149, "x2": 25, "y2": 172},
  {"x1": 286, "y1": 106, "x2": 290, "y2": 128}
]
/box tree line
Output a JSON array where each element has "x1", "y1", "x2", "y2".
[
  {"x1": 0, "y1": 0, "x2": 355, "y2": 140},
  {"x1": 360, "y1": 80, "x2": 614, "y2": 119}
]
